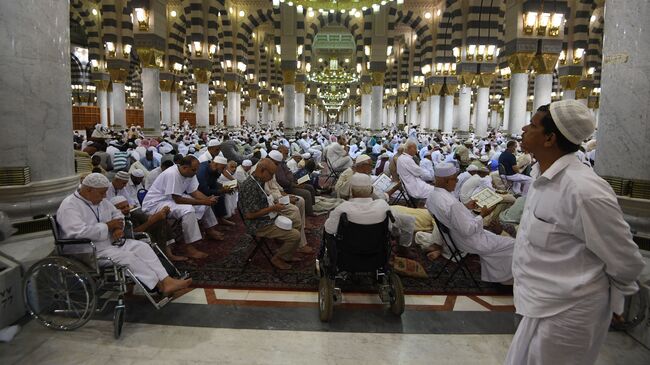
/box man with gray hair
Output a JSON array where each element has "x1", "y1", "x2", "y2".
[
  {"x1": 397, "y1": 141, "x2": 434, "y2": 200},
  {"x1": 335, "y1": 154, "x2": 373, "y2": 199},
  {"x1": 57, "y1": 173, "x2": 192, "y2": 296}
]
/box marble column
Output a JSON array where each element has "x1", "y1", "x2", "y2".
[
  {"x1": 261, "y1": 100, "x2": 269, "y2": 126},
  {"x1": 112, "y1": 81, "x2": 126, "y2": 129},
  {"x1": 295, "y1": 92, "x2": 305, "y2": 129},
  {"x1": 283, "y1": 84, "x2": 296, "y2": 132},
  {"x1": 533, "y1": 73, "x2": 553, "y2": 111},
  {"x1": 195, "y1": 83, "x2": 209, "y2": 130},
  {"x1": 226, "y1": 91, "x2": 238, "y2": 128},
  {"x1": 429, "y1": 94, "x2": 441, "y2": 131},
  {"x1": 0, "y1": 0, "x2": 79, "y2": 224},
  {"x1": 250, "y1": 98, "x2": 258, "y2": 126},
  {"x1": 407, "y1": 99, "x2": 416, "y2": 126},
  {"x1": 508, "y1": 73, "x2": 529, "y2": 135},
  {"x1": 502, "y1": 96, "x2": 510, "y2": 131},
  {"x1": 458, "y1": 85, "x2": 472, "y2": 133},
  {"x1": 475, "y1": 87, "x2": 490, "y2": 137},
  {"x1": 216, "y1": 99, "x2": 224, "y2": 127},
  {"x1": 160, "y1": 80, "x2": 172, "y2": 126},
  {"x1": 271, "y1": 103, "x2": 279, "y2": 124},
  {"x1": 361, "y1": 93, "x2": 371, "y2": 129},
  {"x1": 97, "y1": 87, "x2": 108, "y2": 127},
  {"x1": 442, "y1": 95, "x2": 454, "y2": 133},
  {"x1": 171, "y1": 91, "x2": 180, "y2": 125},
  {"x1": 397, "y1": 103, "x2": 405, "y2": 126},
  {"x1": 108, "y1": 88, "x2": 115, "y2": 127},
  {"x1": 490, "y1": 109, "x2": 499, "y2": 129},
  {"x1": 420, "y1": 96, "x2": 430, "y2": 130},
  {"x1": 370, "y1": 86, "x2": 383, "y2": 131},
  {"x1": 141, "y1": 67, "x2": 161, "y2": 135}
]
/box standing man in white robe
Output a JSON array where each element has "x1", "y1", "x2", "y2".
[
  {"x1": 397, "y1": 141, "x2": 434, "y2": 200},
  {"x1": 505, "y1": 101, "x2": 645, "y2": 364},
  {"x1": 142, "y1": 155, "x2": 221, "y2": 259},
  {"x1": 425, "y1": 162, "x2": 514, "y2": 283},
  {"x1": 57, "y1": 173, "x2": 191, "y2": 295}
]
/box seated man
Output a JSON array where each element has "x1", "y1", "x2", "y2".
[
  {"x1": 335, "y1": 154, "x2": 387, "y2": 200},
  {"x1": 324, "y1": 173, "x2": 390, "y2": 235},
  {"x1": 297, "y1": 133, "x2": 323, "y2": 164},
  {"x1": 419, "y1": 151, "x2": 435, "y2": 182},
  {"x1": 196, "y1": 155, "x2": 234, "y2": 229},
  {"x1": 498, "y1": 140, "x2": 533, "y2": 196},
  {"x1": 397, "y1": 141, "x2": 434, "y2": 200},
  {"x1": 271, "y1": 147, "x2": 316, "y2": 216},
  {"x1": 327, "y1": 135, "x2": 353, "y2": 172},
  {"x1": 106, "y1": 171, "x2": 132, "y2": 205},
  {"x1": 239, "y1": 158, "x2": 302, "y2": 270},
  {"x1": 425, "y1": 162, "x2": 514, "y2": 284},
  {"x1": 145, "y1": 160, "x2": 174, "y2": 190},
  {"x1": 234, "y1": 159, "x2": 253, "y2": 183},
  {"x1": 57, "y1": 173, "x2": 191, "y2": 295},
  {"x1": 122, "y1": 169, "x2": 145, "y2": 207},
  {"x1": 142, "y1": 155, "x2": 222, "y2": 259}
]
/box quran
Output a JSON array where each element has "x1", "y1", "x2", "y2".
[
  {"x1": 470, "y1": 188, "x2": 503, "y2": 209},
  {"x1": 297, "y1": 175, "x2": 310, "y2": 185}
]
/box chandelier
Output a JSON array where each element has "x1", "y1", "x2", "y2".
[
  {"x1": 308, "y1": 67, "x2": 359, "y2": 84},
  {"x1": 275, "y1": 0, "x2": 404, "y2": 14}
]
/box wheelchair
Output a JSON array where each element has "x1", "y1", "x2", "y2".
[
  {"x1": 315, "y1": 211, "x2": 405, "y2": 322},
  {"x1": 22, "y1": 215, "x2": 188, "y2": 339}
]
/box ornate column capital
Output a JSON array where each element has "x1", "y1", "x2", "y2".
[
  {"x1": 137, "y1": 47, "x2": 164, "y2": 69},
  {"x1": 108, "y1": 68, "x2": 129, "y2": 83},
  {"x1": 159, "y1": 80, "x2": 174, "y2": 92},
  {"x1": 475, "y1": 73, "x2": 495, "y2": 88},
  {"x1": 458, "y1": 72, "x2": 476, "y2": 87},
  {"x1": 361, "y1": 83, "x2": 372, "y2": 95},
  {"x1": 94, "y1": 80, "x2": 111, "y2": 91},
  {"x1": 507, "y1": 52, "x2": 536, "y2": 74},
  {"x1": 371, "y1": 71, "x2": 385, "y2": 86},
  {"x1": 442, "y1": 83, "x2": 458, "y2": 96},
  {"x1": 282, "y1": 69, "x2": 296, "y2": 85},
  {"x1": 531, "y1": 53, "x2": 560, "y2": 74},
  {"x1": 503, "y1": 87, "x2": 511, "y2": 98},
  {"x1": 429, "y1": 84, "x2": 443, "y2": 96},
  {"x1": 559, "y1": 75, "x2": 581, "y2": 91},
  {"x1": 225, "y1": 80, "x2": 239, "y2": 93},
  {"x1": 295, "y1": 81, "x2": 306, "y2": 94},
  {"x1": 193, "y1": 68, "x2": 211, "y2": 84}
]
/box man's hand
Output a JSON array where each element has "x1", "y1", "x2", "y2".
[
  {"x1": 289, "y1": 195, "x2": 298, "y2": 204},
  {"x1": 203, "y1": 196, "x2": 219, "y2": 206},
  {"x1": 465, "y1": 200, "x2": 478, "y2": 210},
  {"x1": 152, "y1": 206, "x2": 170, "y2": 222},
  {"x1": 106, "y1": 218, "x2": 124, "y2": 231},
  {"x1": 480, "y1": 205, "x2": 496, "y2": 218},
  {"x1": 270, "y1": 203, "x2": 284, "y2": 212},
  {"x1": 112, "y1": 228, "x2": 125, "y2": 241}
]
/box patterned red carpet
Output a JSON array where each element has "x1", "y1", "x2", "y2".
[{"x1": 174, "y1": 214, "x2": 512, "y2": 295}]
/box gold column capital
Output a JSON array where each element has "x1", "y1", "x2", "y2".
[
  {"x1": 282, "y1": 69, "x2": 296, "y2": 85},
  {"x1": 458, "y1": 72, "x2": 476, "y2": 86},
  {"x1": 225, "y1": 80, "x2": 239, "y2": 93},
  {"x1": 371, "y1": 71, "x2": 385, "y2": 86},
  {"x1": 159, "y1": 80, "x2": 174, "y2": 92},
  {"x1": 531, "y1": 53, "x2": 560, "y2": 74},
  {"x1": 248, "y1": 88, "x2": 259, "y2": 98},
  {"x1": 475, "y1": 73, "x2": 495, "y2": 88},
  {"x1": 215, "y1": 93, "x2": 225, "y2": 102},
  {"x1": 429, "y1": 84, "x2": 443, "y2": 96},
  {"x1": 137, "y1": 47, "x2": 164, "y2": 69},
  {"x1": 503, "y1": 87, "x2": 510, "y2": 98},
  {"x1": 361, "y1": 83, "x2": 372, "y2": 95},
  {"x1": 397, "y1": 96, "x2": 407, "y2": 104},
  {"x1": 575, "y1": 85, "x2": 593, "y2": 100},
  {"x1": 443, "y1": 83, "x2": 458, "y2": 96},
  {"x1": 588, "y1": 97, "x2": 599, "y2": 109},
  {"x1": 295, "y1": 81, "x2": 306, "y2": 93},
  {"x1": 507, "y1": 52, "x2": 536, "y2": 74},
  {"x1": 261, "y1": 94, "x2": 269, "y2": 102},
  {"x1": 108, "y1": 68, "x2": 128, "y2": 83},
  {"x1": 409, "y1": 92, "x2": 419, "y2": 102},
  {"x1": 559, "y1": 75, "x2": 581, "y2": 91},
  {"x1": 93, "y1": 80, "x2": 111, "y2": 91},
  {"x1": 193, "y1": 68, "x2": 211, "y2": 84}
]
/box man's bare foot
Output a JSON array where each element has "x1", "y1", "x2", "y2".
[
  {"x1": 181, "y1": 245, "x2": 208, "y2": 259},
  {"x1": 271, "y1": 256, "x2": 291, "y2": 270},
  {"x1": 159, "y1": 277, "x2": 192, "y2": 296},
  {"x1": 219, "y1": 218, "x2": 236, "y2": 226},
  {"x1": 205, "y1": 230, "x2": 225, "y2": 241},
  {"x1": 426, "y1": 250, "x2": 442, "y2": 261},
  {"x1": 296, "y1": 245, "x2": 314, "y2": 254}
]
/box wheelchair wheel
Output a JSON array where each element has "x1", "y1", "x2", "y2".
[
  {"x1": 388, "y1": 272, "x2": 405, "y2": 316},
  {"x1": 318, "y1": 277, "x2": 334, "y2": 322},
  {"x1": 113, "y1": 299, "x2": 125, "y2": 339},
  {"x1": 23, "y1": 256, "x2": 97, "y2": 331}
]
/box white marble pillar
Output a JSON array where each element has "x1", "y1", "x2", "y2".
[
  {"x1": 453, "y1": 104, "x2": 460, "y2": 129},
  {"x1": 458, "y1": 86, "x2": 472, "y2": 132},
  {"x1": 370, "y1": 86, "x2": 383, "y2": 131},
  {"x1": 407, "y1": 100, "x2": 417, "y2": 126},
  {"x1": 420, "y1": 97, "x2": 430, "y2": 130},
  {"x1": 227, "y1": 91, "x2": 239, "y2": 128},
  {"x1": 171, "y1": 92, "x2": 179, "y2": 125},
  {"x1": 142, "y1": 68, "x2": 161, "y2": 135},
  {"x1": 442, "y1": 95, "x2": 454, "y2": 133},
  {"x1": 295, "y1": 92, "x2": 305, "y2": 129},
  {"x1": 533, "y1": 74, "x2": 553, "y2": 111},
  {"x1": 108, "y1": 89, "x2": 115, "y2": 127},
  {"x1": 250, "y1": 98, "x2": 258, "y2": 126},
  {"x1": 272, "y1": 103, "x2": 279, "y2": 125},
  {"x1": 361, "y1": 93, "x2": 371, "y2": 129},
  {"x1": 161, "y1": 90, "x2": 171, "y2": 126},
  {"x1": 563, "y1": 89, "x2": 576, "y2": 100},
  {"x1": 283, "y1": 84, "x2": 296, "y2": 132},
  {"x1": 508, "y1": 73, "x2": 529, "y2": 135},
  {"x1": 475, "y1": 87, "x2": 490, "y2": 137},
  {"x1": 524, "y1": 111, "x2": 532, "y2": 124},
  {"x1": 97, "y1": 89, "x2": 108, "y2": 127},
  {"x1": 195, "y1": 83, "x2": 209, "y2": 130},
  {"x1": 261, "y1": 101, "x2": 269, "y2": 126},
  {"x1": 0, "y1": 0, "x2": 79, "y2": 222},
  {"x1": 502, "y1": 97, "x2": 510, "y2": 131},
  {"x1": 490, "y1": 109, "x2": 499, "y2": 129},
  {"x1": 397, "y1": 104, "x2": 405, "y2": 126},
  {"x1": 112, "y1": 82, "x2": 126, "y2": 129},
  {"x1": 429, "y1": 95, "x2": 440, "y2": 131}
]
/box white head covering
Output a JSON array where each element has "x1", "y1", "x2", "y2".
[
  {"x1": 110, "y1": 196, "x2": 128, "y2": 205},
  {"x1": 131, "y1": 169, "x2": 145, "y2": 178},
  {"x1": 354, "y1": 154, "x2": 371, "y2": 166},
  {"x1": 549, "y1": 100, "x2": 596, "y2": 145},
  {"x1": 213, "y1": 156, "x2": 228, "y2": 164},
  {"x1": 242, "y1": 159, "x2": 252, "y2": 167},
  {"x1": 81, "y1": 173, "x2": 110, "y2": 188},
  {"x1": 349, "y1": 173, "x2": 372, "y2": 187},
  {"x1": 159, "y1": 144, "x2": 173, "y2": 154},
  {"x1": 114, "y1": 171, "x2": 130, "y2": 181},
  {"x1": 466, "y1": 165, "x2": 479, "y2": 172},
  {"x1": 268, "y1": 150, "x2": 284, "y2": 162},
  {"x1": 208, "y1": 139, "x2": 221, "y2": 147},
  {"x1": 274, "y1": 215, "x2": 293, "y2": 230},
  {"x1": 434, "y1": 162, "x2": 458, "y2": 177},
  {"x1": 301, "y1": 153, "x2": 311, "y2": 159}
]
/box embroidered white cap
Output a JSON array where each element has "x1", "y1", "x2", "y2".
[{"x1": 549, "y1": 100, "x2": 596, "y2": 145}]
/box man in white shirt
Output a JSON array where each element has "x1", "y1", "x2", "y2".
[
  {"x1": 286, "y1": 152, "x2": 302, "y2": 173},
  {"x1": 122, "y1": 169, "x2": 145, "y2": 207},
  {"x1": 419, "y1": 151, "x2": 435, "y2": 182},
  {"x1": 144, "y1": 160, "x2": 174, "y2": 190},
  {"x1": 57, "y1": 173, "x2": 191, "y2": 295},
  {"x1": 234, "y1": 159, "x2": 253, "y2": 183},
  {"x1": 141, "y1": 155, "x2": 222, "y2": 259},
  {"x1": 505, "y1": 101, "x2": 645, "y2": 365},
  {"x1": 297, "y1": 133, "x2": 322, "y2": 164},
  {"x1": 325, "y1": 173, "x2": 390, "y2": 235},
  {"x1": 198, "y1": 139, "x2": 222, "y2": 163},
  {"x1": 397, "y1": 141, "x2": 434, "y2": 200},
  {"x1": 426, "y1": 162, "x2": 514, "y2": 283}
]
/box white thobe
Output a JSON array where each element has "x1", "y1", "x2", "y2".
[
  {"x1": 430, "y1": 150, "x2": 444, "y2": 165},
  {"x1": 217, "y1": 174, "x2": 238, "y2": 218},
  {"x1": 426, "y1": 187, "x2": 514, "y2": 283},
  {"x1": 105, "y1": 184, "x2": 133, "y2": 207},
  {"x1": 234, "y1": 166, "x2": 250, "y2": 183},
  {"x1": 122, "y1": 180, "x2": 144, "y2": 207},
  {"x1": 142, "y1": 165, "x2": 217, "y2": 244},
  {"x1": 324, "y1": 197, "x2": 390, "y2": 235},
  {"x1": 287, "y1": 159, "x2": 300, "y2": 173},
  {"x1": 327, "y1": 142, "x2": 353, "y2": 172},
  {"x1": 397, "y1": 154, "x2": 433, "y2": 200},
  {"x1": 419, "y1": 158, "x2": 435, "y2": 182},
  {"x1": 144, "y1": 166, "x2": 163, "y2": 190},
  {"x1": 57, "y1": 192, "x2": 168, "y2": 289},
  {"x1": 298, "y1": 138, "x2": 322, "y2": 163},
  {"x1": 506, "y1": 154, "x2": 645, "y2": 364}
]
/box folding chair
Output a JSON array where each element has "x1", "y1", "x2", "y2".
[
  {"x1": 398, "y1": 180, "x2": 421, "y2": 208},
  {"x1": 498, "y1": 163, "x2": 515, "y2": 194},
  {"x1": 237, "y1": 206, "x2": 275, "y2": 273},
  {"x1": 431, "y1": 215, "x2": 481, "y2": 289},
  {"x1": 322, "y1": 158, "x2": 341, "y2": 187}
]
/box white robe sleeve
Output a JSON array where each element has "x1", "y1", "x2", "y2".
[
  {"x1": 324, "y1": 204, "x2": 344, "y2": 235},
  {"x1": 57, "y1": 199, "x2": 110, "y2": 242},
  {"x1": 449, "y1": 202, "x2": 484, "y2": 237}
]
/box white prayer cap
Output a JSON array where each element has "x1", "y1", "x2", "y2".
[
  {"x1": 480, "y1": 155, "x2": 489, "y2": 162},
  {"x1": 242, "y1": 159, "x2": 252, "y2": 167},
  {"x1": 208, "y1": 139, "x2": 221, "y2": 147},
  {"x1": 130, "y1": 151, "x2": 140, "y2": 161},
  {"x1": 349, "y1": 173, "x2": 372, "y2": 187},
  {"x1": 81, "y1": 173, "x2": 110, "y2": 188},
  {"x1": 463, "y1": 139, "x2": 473, "y2": 145},
  {"x1": 260, "y1": 149, "x2": 268, "y2": 159},
  {"x1": 131, "y1": 169, "x2": 145, "y2": 178},
  {"x1": 301, "y1": 132, "x2": 308, "y2": 137},
  {"x1": 268, "y1": 150, "x2": 284, "y2": 162},
  {"x1": 159, "y1": 144, "x2": 173, "y2": 154},
  {"x1": 466, "y1": 165, "x2": 479, "y2": 172},
  {"x1": 114, "y1": 171, "x2": 130, "y2": 181},
  {"x1": 549, "y1": 100, "x2": 595, "y2": 145},
  {"x1": 110, "y1": 195, "x2": 128, "y2": 206},
  {"x1": 434, "y1": 162, "x2": 458, "y2": 177},
  {"x1": 354, "y1": 154, "x2": 371, "y2": 166},
  {"x1": 213, "y1": 156, "x2": 228, "y2": 164},
  {"x1": 301, "y1": 153, "x2": 311, "y2": 159},
  {"x1": 274, "y1": 215, "x2": 293, "y2": 231}
]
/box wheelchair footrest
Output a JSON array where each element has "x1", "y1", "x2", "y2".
[{"x1": 378, "y1": 284, "x2": 392, "y2": 303}]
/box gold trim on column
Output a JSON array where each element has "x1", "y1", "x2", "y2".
[
  {"x1": 559, "y1": 75, "x2": 581, "y2": 91},
  {"x1": 507, "y1": 52, "x2": 535, "y2": 74},
  {"x1": 429, "y1": 84, "x2": 443, "y2": 96},
  {"x1": 475, "y1": 73, "x2": 495, "y2": 88},
  {"x1": 137, "y1": 48, "x2": 164, "y2": 69},
  {"x1": 442, "y1": 83, "x2": 458, "y2": 96},
  {"x1": 248, "y1": 89, "x2": 259, "y2": 98},
  {"x1": 531, "y1": 53, "x2": 560, "y2": 74},
  {"x1": 225, "y1": 80, "x2": 239, "y2": 93},
  {"x1": 108, "y1": 68, "x2": 128, "y2": 83},
  {"x1": 458, "y1": 72, "x2": 475, "y2": 86},
  {"x1": 295, "y1": 82, "x2": 306, "y2": 93},
  {"x1": 282, "y1": 69, "x2": 296, "y2": 85},
  {"x1": 575, "y1": 85, "x2": 592, "y2": 100},
  {"x1": 261, "y1": 94, "x2": 269, "y2": 103},
  {"x1": 503, "y1": 87, "x2": 510, "y2": 98},
  {"x1": 215, "y1": 93, "x2": 225, "y2": 102},
  {"x1": 93, "y1": 80, "x2": 111, "y2": 91},
  {"x1": 409, "y1": 92, "x2": 419, "y2": 102},
  {"x1": 194, "y1": 68, "x2": 211, "y2": 84},
  {"x1": 371, "y1": 72, "x2": 385, "y2": 86},
  {"x1": 361, "y1": 83, "x2": 372, "y2": 95},
  {"x1": 159, "y1": 80, "x2": 174, "y2": 92}
]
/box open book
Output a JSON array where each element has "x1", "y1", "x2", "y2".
[
  {"x1": 470, "y1": 187, "x2": 503, "y2": 209},
  {"x1": 296, "y1": 174, "x2": 310, "y2": 185},
  {"x1": 222, "y1": 179, "x2": 237, "y2": 189},
  {"x1": 372, "y1": 173, "x2": 398, "y2": 193}
]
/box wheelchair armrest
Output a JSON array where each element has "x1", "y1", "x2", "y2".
[
  {"x1": 55, "y1": 238, "x2": 92, "y2": 245},
  {"x1": 133, "y1": 232, "x2": 150, "y2": 241},
  {"x1": 386, "y1": 211, "x2": 396, "y2": 223}
]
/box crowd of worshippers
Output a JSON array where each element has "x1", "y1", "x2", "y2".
[{"x1": 63, "y1": 100, "x2": 643, "y2": 364}]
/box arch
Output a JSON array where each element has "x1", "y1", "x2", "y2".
[
  {"x1": 305, "y1": 12, "x2": 364, "y2": 69},
  {"x1": 70, "y1": 0, "x2": 101, "y2": 62}
]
